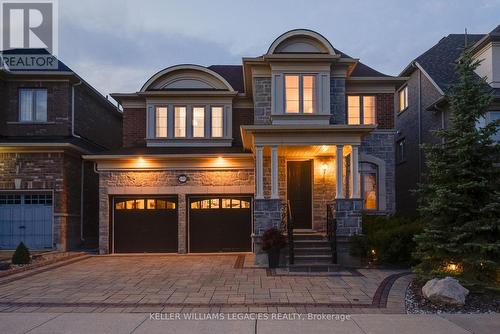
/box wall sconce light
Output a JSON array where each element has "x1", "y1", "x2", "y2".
[{"x1": 321, "y1": 163, "x2": 328, "y2": 177}]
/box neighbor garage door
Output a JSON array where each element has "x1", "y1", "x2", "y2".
[
  {"x1": 0, "y1": 193, "x2": 53, "y2": 250},
  {"x1": 189, "y1": 196, "x2": 252, "y2": 252},
  {"x1": 113, "y1": 196, "x2": 178, "y2": 253}
]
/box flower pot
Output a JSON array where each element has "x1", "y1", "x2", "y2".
[{"x1": 267, "y1": 248, "x2": 281, "y2": 268}]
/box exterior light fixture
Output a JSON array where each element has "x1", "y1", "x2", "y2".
[{"x1": 321, "y1": 163, "x2": 328, "y2": 176}]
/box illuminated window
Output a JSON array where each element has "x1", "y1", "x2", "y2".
[
  {"x1": 285, "y1": 75, "x2": 300, "y2": 113},
  {"x1": 360, "y1": 162, "x2": 378, "y2": 210},
  {"x1": 285, "y1": 74, "x2": 316, "y2": 113},
  {"x1": 155, "y1": 106, "x2": 167, "y2": 138},
  {"x1": 192, "y1": 107, "x2": 205, "y2": 138},
  {"x1": 399, "y1": 86, "x2": 408, "y2": 112},
  {"x1": 115, "y1": 201, "x2": 125, "y2": 210},
  {"x1": 347, "y1": 96, "x2": 376, "y2": 125},
  {"x1": 211, "y1": 107, "x2": 223, "y2": 138},
  {"x1": 147, "y1": 199, "x2": 156, "y2": 209},
  {"x1": 174, "y1": 106, "x2": 186, "y2": 137},
  {"x1": 347, "y1": 96, "x2": 360, "y2": 125},
  {"x1": 303, "y1": 75, "x2": 315, "y2": 113},
  {"x1": 210, "y1": 198, "x2": 220, "y2": 208}
]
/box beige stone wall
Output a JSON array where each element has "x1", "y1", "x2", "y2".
[
  {"x1": 262, "y1": 156, "x2": 337, "y2": 232},
  {"x1": 98, "y1": 169, "x2": 254, "y2": 254}
]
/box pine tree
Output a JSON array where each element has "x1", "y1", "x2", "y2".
[{"x1": 413, "y1": 48, "x2": 500, "y2": 287}]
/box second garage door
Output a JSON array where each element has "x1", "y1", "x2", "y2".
[
  {"x1": 189, "y1": 196, "x2": 252, "y2": 253},
  {"x1": 113, "y1": 196, "x2": 178, "y2": 253}
]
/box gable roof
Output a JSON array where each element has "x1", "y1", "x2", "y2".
[{"x1": 401, "y1": 33, "x2": 484, "y2": 93}]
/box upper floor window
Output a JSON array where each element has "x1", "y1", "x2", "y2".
[
  {"x1": 211, "y1": 107, "x2": 223, "y2": 138},
  {"x1": 398, "y1": 86, "x2": 408, "y2": 112},
  {"x1": 477, "y1": 111, "x2": 500, "y2": 142},
  {"x1": 192, "y1": 107, "x2": 205, "y2": 138},
  {"x1": 155, "y1": 106, "x2": 167, "y2": 138},
  {"x1": 19, "y1": 88, "x2": 47, "y2": 122},
  {"x1": 174, "y1": 106, "x2": 186, "y2": 137},
  {"x1": 284, "y1": 74, "x2": 316, "y2": 113},
  {"x1": 347, "y1": 96, "x2": 375, "y2": 125}
]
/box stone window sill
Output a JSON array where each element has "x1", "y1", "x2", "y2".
[{"x1": 7, "y1": 121, "x2": 56, "y2": 125}]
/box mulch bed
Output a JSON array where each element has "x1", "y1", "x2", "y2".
[{"x1": 406, "y1": 279, "x2": 500, "y2": 314}]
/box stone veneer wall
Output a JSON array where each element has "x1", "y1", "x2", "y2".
[
  {"x1": 334, "y1": 198, "x2": 364, "y2": 236},
  {"x1": 360, "y1": 130, "x2": 396, "y2": 214},
  {"x1": 330, "y1": 77, "x2": 346, "y2": 124},
  {"x1": 253, "y1": 77, "x2": 272, "y2": 124},
  {"x1": 98, "y1": 169, "x2": 254, "y2": 254},
  {"x1": 0, "y1": 152, "x2": 82, "y2": 250}
]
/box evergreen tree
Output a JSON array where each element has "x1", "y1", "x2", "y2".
[
  {"x1": 11, "y1": 242, "x2": 31, "y2": 265},
  {"x1": 413, "y1": 48, "x2": 500, "y2": 287}
]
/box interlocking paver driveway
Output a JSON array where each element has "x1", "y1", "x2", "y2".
[{"x1": 0, "y1": 255, "x2": 409, "y2": 313}]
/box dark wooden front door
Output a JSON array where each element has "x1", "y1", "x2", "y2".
[{"x1": 287, "y1": 160, "x2": 312, "y2": 229}]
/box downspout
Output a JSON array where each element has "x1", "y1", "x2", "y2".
[
  {"x1": 417, "y1": 68, "x2": 422, "y2": 183},
  {"x1": 72, "y1": 81, "x2": 85, "y2": 243}
]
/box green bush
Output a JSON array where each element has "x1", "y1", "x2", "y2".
[
  {"x1": 350, "y1": 215, "x2": 423, "y2": 266},
  {"x1": 11, "y1": 242, "x2": 31, "y2": 265}
]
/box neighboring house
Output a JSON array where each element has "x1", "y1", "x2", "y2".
[
  {"x1": 396, "y1": 25, "x2": 500, "y2": 214},
  {"x1": 0, "y1": 49, "x2": 123, "y2": 251},
  {"x1": 85, "y1": 29, "x2": 404, "y2": 265}
]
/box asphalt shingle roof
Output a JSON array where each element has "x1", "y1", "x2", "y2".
[{"x1": 411, "y1": 34, "x2": 484, "y2": 92}]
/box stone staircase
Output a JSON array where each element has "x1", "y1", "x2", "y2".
[{"x1": 287, "y1": 231, "x2": 338, "y2": 272}]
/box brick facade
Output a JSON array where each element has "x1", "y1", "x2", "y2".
[
  {"x1": 97, "y1": 169, "x2": 255, "y2": 254},
  {"x1": 122, "y1": 108, "x2": 146, "y2": 147},
  {"x1": 376, "y1": 93, "x2": 395, "y2": 129},
  {"x1": 0, "y1": 152, "x2": 99, "y2": 250}
]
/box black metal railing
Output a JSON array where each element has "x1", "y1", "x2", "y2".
[
  {"x1": 326, "y1": 204, "x2": 337, "y2": 264},
  {"x1": 286, "y1": 200, "x2": 294, "y2": 265}
]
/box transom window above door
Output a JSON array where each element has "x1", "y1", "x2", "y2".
[{"x1": 285, "y1": 74, "x2": 316, "y2": 114}]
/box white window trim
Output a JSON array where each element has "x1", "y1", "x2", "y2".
[
  {"x1": 146, "y1": 103, "x2": 232, "y2": 147},
  {"x1": 19, "y1": 88, "x2": 48, "y2": 122}
]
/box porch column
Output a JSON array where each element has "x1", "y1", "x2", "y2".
[
  {"x1": 255, "y1": 145, "x2": 264, "y2": 199},
  {"x1": 336, "y1": 145, "x2": 344, "y2": 199},
  {"x1": 271, "y1": 146, "x2": 279, "y2": 199},
  {"x1": 351, "y1": 145, "x2": 360, "y2": 198}
]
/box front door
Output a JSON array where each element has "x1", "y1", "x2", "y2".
[{"x1": 287, "y1": 160, "x2": 312, "y2": 229}]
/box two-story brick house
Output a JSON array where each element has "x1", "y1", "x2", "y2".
[
  {"x1": 0, "y1": 49, "x2": 122, "y2": 251},
  {"x1": 395, "y1": 25, "x2": 500, "y2": 214},
  {"x1": 86, "y1": 30, "x2": 405, "y2": 264}
]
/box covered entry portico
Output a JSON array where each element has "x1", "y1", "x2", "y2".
[{"x1": 241, "y1": 124, "x2": 375, "y2": 264}]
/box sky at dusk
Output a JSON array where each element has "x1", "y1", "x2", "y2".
[{"x1": 55, "y1": 0, "x2": 500, "y2": 100}]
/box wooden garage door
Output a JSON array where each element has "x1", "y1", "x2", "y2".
[
  {"x1": 113, "y1": 196, "x2": 178, "y2": 253},
  {"x1": 189, "y1": 196, "x2": 252, "y2": 253}
]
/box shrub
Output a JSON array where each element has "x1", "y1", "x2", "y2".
[
  {"x1": 11, "y1": 242, "x2": 31, "y2": 265},
  {"x1": 261, "y1": 228, "x2": 286, "y2": 251},
  {"x1": 350, "y1": 215, "x2": 423, "y2": 266}
]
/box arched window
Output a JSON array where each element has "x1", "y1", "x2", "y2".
[{"x1": 360, "y1": 162, "x2": 378, "y2": 210}]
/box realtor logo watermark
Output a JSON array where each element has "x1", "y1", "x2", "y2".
[{"x1": 0, "y1": 0, "x2": 58, "y2": 70}]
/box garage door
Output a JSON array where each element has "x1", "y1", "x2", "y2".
[
  {"x1": 189, "y1": 196, "x2": 252, "y2": 252},
  {"x1": 0, "y1": 193, "x2": 53, "y2": 250},
  {"x1": 113, "y1": 196, "x2": 178, "y2": 253}
]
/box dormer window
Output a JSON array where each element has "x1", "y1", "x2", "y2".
[
  {"x1": 284, "y1": 74, "x2": 316, "y2": 114},
  {"x1": 211, "y1": 107, "x2": 223, "y2": 138}
]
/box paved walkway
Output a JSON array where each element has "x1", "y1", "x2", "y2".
[
  {"x1": 0, "y1": 313, "x2": 498, "y2": 333},
  {"x1": 0, "y1": 254, "x2": 410, "y2": 314}
]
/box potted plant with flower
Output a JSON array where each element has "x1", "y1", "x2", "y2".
[{"x1": 261, "y1": 228, "x2": 287, "y2": 268}]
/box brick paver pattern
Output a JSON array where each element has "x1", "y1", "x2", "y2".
[{"x1": 0, "y1": 255, "x2": 409, "y2": 313}]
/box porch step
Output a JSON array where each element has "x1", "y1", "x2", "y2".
[
  {"x1": 287, "y1": 254, "x2": 333, "y2": 265},
  {"x1": 292, "y1": 233, "x2": 327, "y2": 241},
  {"x1": 288, "y1": 264, "x2": 341, "y2": 272},
  {"x1": 293, "y1": 239, "x2": 330, "y2": 248},
  {"x1": 293, "y1": 247, "x2": 331, "y2": 255}
]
